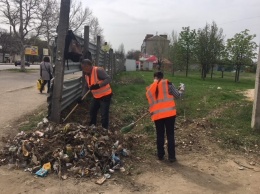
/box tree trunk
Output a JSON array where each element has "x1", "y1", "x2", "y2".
[
  {"x1": 210, "y1": 65, "x2": 213, "y2": 79},
  {"x1": 221, "y1": 71, "x2": 224, "y2": 78},
  {"x1": 185, "y1": 57, "x2": 189, "y2": 77},
  {"x1": 19, "y1": 0, "x2": 25, "y2": 71},
  {"x1": 201, "y1": 65, "x2": 206, "y2": 80},
  {"x1": 237, "y1": 65, "x2": 241, "y2": 82},
  {"x1": 201, "y1": 66, "x2": 203, "y2": 79},
  {"x1": 20, "y1": 44, "x2": 25, "y2": 71},
  {"x1": 234, "y1": 64, "x2": 241, "y2": 82}
]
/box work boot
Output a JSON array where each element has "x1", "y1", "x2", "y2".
[
  {"x1": 89, "y1": 124, "x2": 96, "y2": 129},
  {"x1": 168, "y1": 158, "x2": 177, "y2": 163},
  {"x1": 158, "y1": 156, "x2": 164, "y2": 161}
]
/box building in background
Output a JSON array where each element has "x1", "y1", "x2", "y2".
[{"x1": 141, "y1": 34, "x2": 170, "y2": 58}]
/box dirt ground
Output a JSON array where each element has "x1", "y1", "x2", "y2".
[{"x1": 0, "y1": 82, "x2": 259, "y2": 194}]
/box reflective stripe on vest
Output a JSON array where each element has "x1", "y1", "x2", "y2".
[
  {"x1": 146, "y1": 79, "x2": 176, "y2": 121},
  {"x1": 150, "y1": 107, "x2": 176, "y2": 115},
  {"x1": 85, "y1": 66, "x2": 112, "y2": 98}
]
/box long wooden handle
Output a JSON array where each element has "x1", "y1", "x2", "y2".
[
  {"x1": 134, "y1": 112, "x2": 149, "y2": 124},
  {"x1": 62, "y1": 90, "x2": 91, "y2": 122},
  {"x1": 81, "y1": 89, "x2": 91, "y2": 100}
]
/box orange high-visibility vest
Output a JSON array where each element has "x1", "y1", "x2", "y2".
[
  {"x1": 85, "y1": 66, "x2": 112, "y2": 98},
  {"x1": 146, "y1": 79, "x2": 176, "y2": 121}
]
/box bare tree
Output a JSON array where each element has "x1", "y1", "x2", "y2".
[
  {"x1": 153, "y1": 35, "x2": 170, "y2": 71},
  {"x1": 0, "y1": 0, "x2": 40, "y2": 71},
  {"x1": 69, "y1": 0, "x2": 92, "y2": 34},
  {"x1": 89, "y1": 16, "x2": 103, "y2": 43},
  {"x1": 115, "y1": 43, "x2": 126, "y2": 72},
  {"x1": 0, "y1": 29, "x2": 9, "y2": 61},
  {"x1": 37, "y1": 0, "x2": 59, "y2": 60}
]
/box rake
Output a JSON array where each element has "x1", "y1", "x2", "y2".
[{"x1": 62, "y1": 90, "x2": 91, "y2": 123}]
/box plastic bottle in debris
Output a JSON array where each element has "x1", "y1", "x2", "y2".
[
  {"x1": 112, "y1": 153, "x2": 120, "y2": 165},
  {"x1": 66, "y1": 144, "x2": 73, "y2": 158},
  {"x1": 121, "y1": 148, "x2": 130, "y2": 156},
  {"x1": 113, "y1": 140, "x2": 119, "y2": 149}
]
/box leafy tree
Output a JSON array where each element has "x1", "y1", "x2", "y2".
[
  {"x1": 225, "y1": 29, "x2": 258, "y2": 82},
  {"x1": 195, "y1": 22, "x2": 224, "y2": 80},
  {"x1": 169, "y1": 30, "x2": 183, "y2": 75},
  {"x1": 178, "y1": 27, "x2": 196, "y2": 77},
  {"x1": 126, "y1": 49, "x2": 141, "y2": 61},
  {"x1": 208, "y1": 22, "x2": 225, "y2": 79}
]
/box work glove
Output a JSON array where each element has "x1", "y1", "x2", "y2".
[
  {"x1": 76, "y1": 97, "x2": 83, "y2": 104},
  {"x1": 90, "y1": 84, "x2": 100, "y2": 90}
]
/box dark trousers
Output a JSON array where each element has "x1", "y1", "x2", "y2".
[
  {"x1": 155, "y1": 116, "x2": 176, "y2": 159},
  {"x1": 40, "y1": 80, "x2": 50, "y2": 93},
  {"x1": 89, "y1": 94, "x2": 111, "y2": 129}
]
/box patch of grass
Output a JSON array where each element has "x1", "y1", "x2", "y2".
[
  {"x1": 111, "y1": 70, "x2": 259, "y2": 152},
  {"x1": 18, "y1": 109, "x2": 47, "y2": 132}
]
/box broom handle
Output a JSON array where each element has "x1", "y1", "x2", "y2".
[
  {"x1": 134, "y1": 112, "x2": 150, "y2": 124},
  {"x1": 63, "y1": 90, "x2": 91, "y2": 122}
]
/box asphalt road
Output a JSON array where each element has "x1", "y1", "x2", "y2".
[
  {"x1": 0, "y1": 69, "x2": 82, "y2": 134},
  {"x1": 0, "y1": 70, "x2": 47, "y2": 140},
  {"x1": 0, "y1": 69, "x2": 40, "y2": 93}
]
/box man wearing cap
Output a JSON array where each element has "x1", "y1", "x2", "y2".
[{"x1": 80, "y1": 59, "x2": 112, "y2": 130}]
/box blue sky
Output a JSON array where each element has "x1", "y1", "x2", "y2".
[{"x1": 83, "y1": 0, "x2": 260, "y2": 52}]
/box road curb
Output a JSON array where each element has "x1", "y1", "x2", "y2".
[{"x1": 6, "y1": 85, "x2": 35, "y2": 93}]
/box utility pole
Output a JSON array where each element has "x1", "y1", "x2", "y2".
[
  {"x1": 251, "y1": 47, "x2": 260, "y2": 133},
  {"x1": 50, "y1": 0, "x2": 70, "y2": 123}
]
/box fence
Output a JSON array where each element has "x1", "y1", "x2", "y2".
[{"x1": 48, "y1": 26, "x2": 125, "y2": 122}]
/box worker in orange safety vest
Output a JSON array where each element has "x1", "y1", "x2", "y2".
[
  {"x1": 146, "y1": 71, "x2": 180, "y2": 162},
  {"x1": 79, "y1": 59, "x2": 112, "y2": 131}
]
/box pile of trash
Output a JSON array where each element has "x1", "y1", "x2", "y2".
[{"x1": 0, "y1": 120, "x2": 130, "y2": 184}]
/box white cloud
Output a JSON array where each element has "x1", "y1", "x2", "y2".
[{"x1": 84, "y1": 0, "x2": 260, "y2": 52}]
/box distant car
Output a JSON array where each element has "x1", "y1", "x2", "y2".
[{"x1": 14, "y1": 61, "x2": 30, "y2": 67}]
